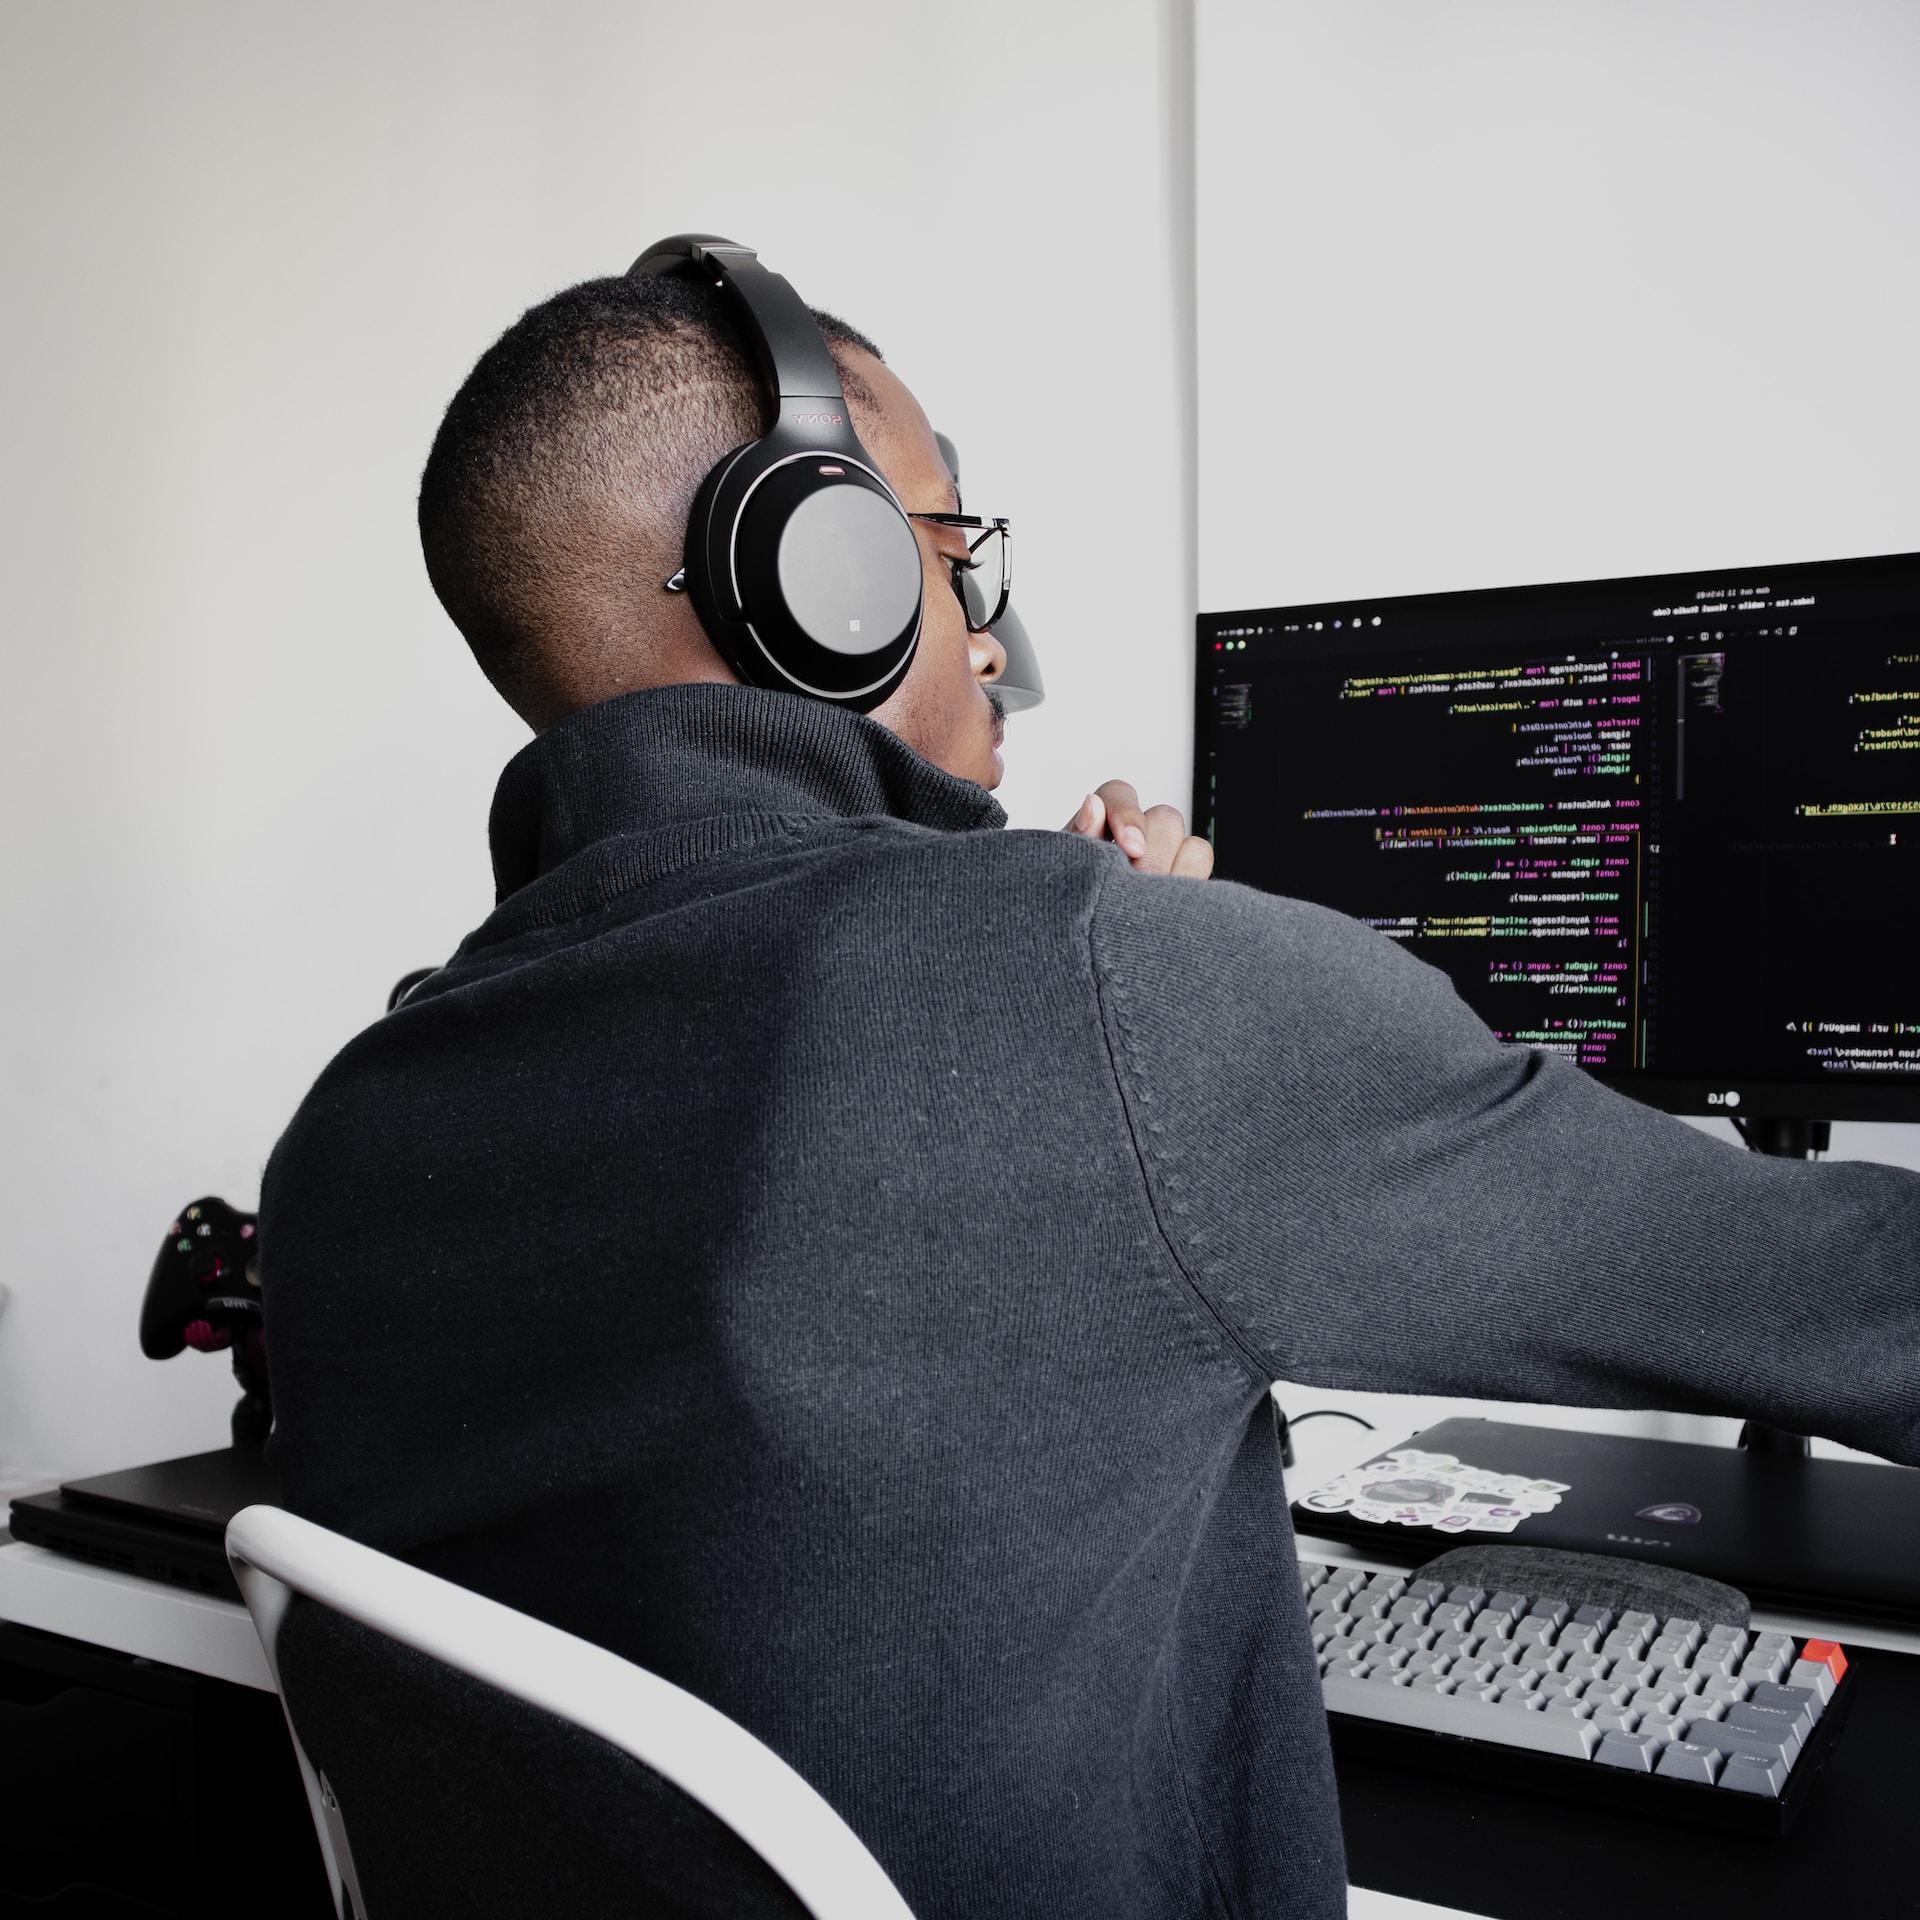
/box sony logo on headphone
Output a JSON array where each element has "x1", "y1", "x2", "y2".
[{"x1": 792, "y1": 411, "x2": 844, "y2": 426}]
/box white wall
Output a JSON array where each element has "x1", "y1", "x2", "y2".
[
  {"x1": 5, "y1": 0, "x2": 1912, "y2": 1494},
  {"x1": 1196, "y1": 0, "x2": 1920, "y2": 1460},
  {"x1": 0, "y1": 0, "x2": 1197, "y2": 1486}
]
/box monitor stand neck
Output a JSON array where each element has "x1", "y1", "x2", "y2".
[{"x1": 1735, "y1": 1114, "x2": 1827, "y2": 1460}]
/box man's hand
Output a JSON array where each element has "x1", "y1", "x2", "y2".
[{"x1": 1064, "y1": 781, "x2": 1214, "y2": 878}]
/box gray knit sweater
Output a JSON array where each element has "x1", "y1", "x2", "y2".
[{"x1": 261, "y1": 684, "x2": 1920, "y2": 1919}]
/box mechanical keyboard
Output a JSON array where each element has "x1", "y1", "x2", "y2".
[{"x1": 1303, "y1": 1557, "x2": 1855, "y2": 1834}]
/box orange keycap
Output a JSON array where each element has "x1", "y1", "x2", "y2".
[{"x1": 1800, "y1": 1639, "x2": 1848, "y2": 1681}]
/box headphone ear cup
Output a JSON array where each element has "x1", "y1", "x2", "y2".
[{"x1": 682, "y1": 451, "x2": 923, "y2": 710}]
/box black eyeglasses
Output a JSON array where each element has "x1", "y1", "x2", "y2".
[{"x1": 908, "y1": 512, "x2": 1012, "y2": 634}]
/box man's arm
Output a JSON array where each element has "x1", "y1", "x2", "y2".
[{"x1": 1090, "y1": 869, "x2": 1920, "y2": 1467}]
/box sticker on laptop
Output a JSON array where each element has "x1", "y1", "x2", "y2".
[{"x1": 1297, "y1": 1447, "x2": 1570, "y2": 1536}]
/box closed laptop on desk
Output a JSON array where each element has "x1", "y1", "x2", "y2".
[
  {"x1": 1290, "y1": 1417, "x2": 1920, "y2": 1627},
  {"x1": 8, "y1": 1446, "x2": 279, "y2": 1603}
]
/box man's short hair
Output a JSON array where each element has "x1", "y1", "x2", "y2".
[{"x1": 418, "y1": 273, "x2": 883, "y2": 722}]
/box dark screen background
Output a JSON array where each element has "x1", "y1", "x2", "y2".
[{"x1": 1198, "y1": 553, "x2": 1920, "y2": 1116}]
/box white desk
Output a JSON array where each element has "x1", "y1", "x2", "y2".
[
  {"x1": 5, "y1": 1415, "x2": 1915, "y2": 1920},
  {"x1": 0, "y1": 1530, "x2": 271, "y2": 1689}
]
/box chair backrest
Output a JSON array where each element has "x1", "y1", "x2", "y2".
[{"x1": 226, "y1": 1504, "x2": 916, "y2": 1920}]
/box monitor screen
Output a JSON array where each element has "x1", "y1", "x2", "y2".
[{"x1": 1196, "y1": 551, "x2": 1920, "y2": 1121}]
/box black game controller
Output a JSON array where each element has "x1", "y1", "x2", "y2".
[{"x1": 142, "y1": 1196, "x2": 271, "y2": 1446}]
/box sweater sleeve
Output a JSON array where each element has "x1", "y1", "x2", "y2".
[{"x1": 1089, "y1": 866, "x2": 1920, "y2": 1468}]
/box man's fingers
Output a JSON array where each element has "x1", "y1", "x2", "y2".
[
  {"x1": 1070, "y1": 782, "x2": 1211, "y2": 880},
  {"x1": 1140, "y1": 804, "x2": 1189, "y2": 872},
  {"x1": 1093, "y1": 780, "x2": 1148, "y2": 861},
  {"x1": 1170, "y1": 835, "x2": 1215, "y2": 880},
  {"x1": 1063, "y1": 792, "x2": 1107, "y2": 837}
]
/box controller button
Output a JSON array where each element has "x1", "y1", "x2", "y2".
[
  {"x1": 186, "y1": 1207, "x2": 201, "y2": 1220},
  {"x1": 176, "y1": 1238, "x2": 192, "y2": 1254},
  {"x1": 183, "y1": 1319, "x2": 231, "y2": 1352},
  {"x1": 196, "y1": 1223, "x2": 212, "y2": 1236},
  {"x1": 168, "y1": 1222, "x2": 182, "y2": 1236},
  {"x1": 239, "y1": 1222, "x2": 256, "y2": 1239}
]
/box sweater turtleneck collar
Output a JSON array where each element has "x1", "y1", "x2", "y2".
[{"x1": 487, "y1": 683, "x2": 1007, "y2": 907}]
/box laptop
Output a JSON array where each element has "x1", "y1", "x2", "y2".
[
  {"x1": 1289, "y1": 1416, "x2": 1920, "y2": 1627},
  {"x1": 7, "y1": 1445, "x2": 280, "y2": 1604}
]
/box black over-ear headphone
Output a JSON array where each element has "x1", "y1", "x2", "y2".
[{"x1": 628, "y1": 234, "x2": 924, "y2": 711}]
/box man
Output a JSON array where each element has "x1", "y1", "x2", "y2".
[{"x1": 260, "y1": 266, "x2": 1920, "y2": 1919}]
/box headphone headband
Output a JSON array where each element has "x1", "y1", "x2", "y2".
[
  {"x1": 628, "y1": 235, "x2": 854, "y2": 438},
  {"x1": 627, "y1": 233, "x2": 923, "y2": 711}
]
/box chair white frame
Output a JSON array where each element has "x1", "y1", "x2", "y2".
[{"x1": 226, "y1": 1504, "x2": 916, "y2": 1920}]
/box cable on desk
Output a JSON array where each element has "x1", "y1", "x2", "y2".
[{"x1": 1275, "y1": 1407, "x2": 1375, "y2": 1469}]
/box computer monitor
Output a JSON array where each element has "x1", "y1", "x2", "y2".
[{"x1": 1196, "y1": 550, "x2": 1920, "y2": 1126}]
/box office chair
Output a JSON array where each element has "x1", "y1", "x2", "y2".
[{"x1": 226, "y1": 1505, "x2": 917, "y2": 1920}]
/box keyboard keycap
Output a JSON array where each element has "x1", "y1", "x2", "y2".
[
  {"x1": 1720, "y1": 1753, "x2": 1791, "y2": 1797},
  {"x1": 1542, "y1": 1696, "x2": 1594, "y2": 1719},
  {"x1": 1656, "y1": 1739, "x2": 1724, "y2": 1784},
  {"x1": 1406, "y1": 1578, "x2": 1448, "y2": 1606},
  {"x1": 1800, "y1": 1639, "x2": 1849, "y2": 1682},
  {"x1": 1573, "y1": 1604, "x2": 1614, "y2": 1634},
  {"x1": 1786, "y1": 1659, "x2": 1837, "y2": 1705},
  {"x1": 1747, "y1": 1681, "x2": 1819, "y2": 1731},
  {"x1": 1447, "y1": 1586, "x2": 1488, "y2": 1613},
  {"x1": 1683, "y1": 1718, "x2": 1799, "y2": 1771},
  {"x1": 1526, "y1": 1597, "x2": 1569, "y2": 1628},
  {"x1": 1486, "y1": 1590, "x2": 1529, "y2": 1620},
  {"x1": 1724, "y1": 1703, "x2": 1805, "y2": 1765},
  {"x1": 1595, "y1": 1730, "x2": 1662, "y2": 1771}
]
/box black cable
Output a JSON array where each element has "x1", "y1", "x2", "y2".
[
  {"x1": 1285, "y1": 1409, "x2": 1376, "y2": 1434},
  {"x1": 1274, "y1": 1406, "x2": 1375, "y2": 1469}
]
